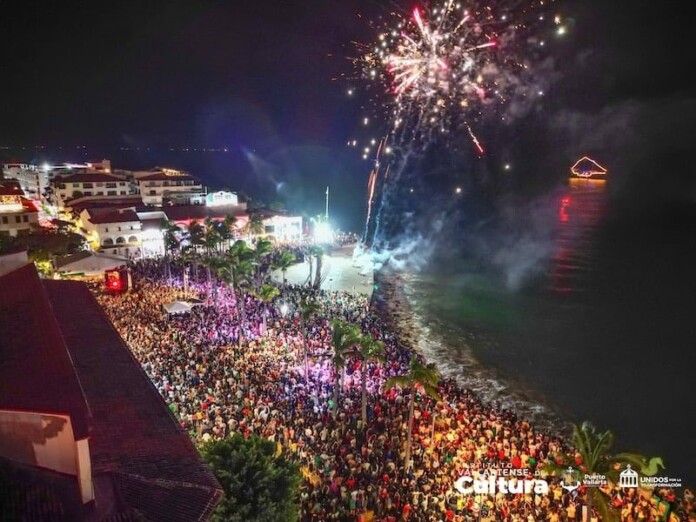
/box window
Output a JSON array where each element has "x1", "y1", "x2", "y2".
[
  {"x1": 15, "y1": 216, "x2": 21, "y2": 223},
  {"x1": 84, "y1": 191, "x2": 92, "y2": 196},
  {"x1": 116, "y1": 237, "x2": 125, "y2": 244},
  {"x1": 83, "y1": 183, "x2": 93, "y2": 188},
  {"x1": 149, "y1": 190, "x2": 156, "y2": 195},
  {"x1": 107, "y1": 190, "x2": 116, "y2": 196},
  {"x1": 103, "y1": 238, "x2": 114, "y2": 246},
  {"x1": 106, "y1": 183, "x2": 116, "y2": 188},
  {"x1": 130, "y1": 225, "x2": 134, "y2": 230},
  {"x1": 128, "y1": 235, "x2": 138, "y2": 243},
  {"x1": 1, "y1": 216, "x2": 7, "y2": 224},
  {"x1": 119, "y1": 182, "x2": 125, "y2": 186},
  {"x1": 120, "y1": 191, "x2": 126, "y2": 195},
  {"x1": 96, "y1": 192, "x2": 103, "y2": 196},
  {"x1": 58, "y1": 184, "x2": 66, "y2": 189},
  {"x1": 117, "y1": 226, "x2": 122, "y2": 231},
  {"x1": 22, "y1": 215, "x2": 28, "y2": 222},
  {"x1": 105, "y1": 227, "x2": 109, "y2": 232}
]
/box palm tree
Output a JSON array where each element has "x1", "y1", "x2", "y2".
[
  {"x1": 308, "y1": 245, "x2": 324, "y2": 289},
  {"x1": 251, "y1": 283, "x2": 280, "y2": 334},
  {"x1": 221, "y1": 215, "x2": 238, "y2": 249},
  {"x1": 329, "y1": 320, "x2": 361, "y2": 417},
  {"x1": 161, "y1": 219, "x2": 181, "y2": 280},
  {"x1": 181, "y1": 244, "x2": 200, "y2": 282},
  {"x1": 162, "y1": 219, "x2": 181, "y2": 256},
  {"x1": 252, "y1": 237, "x2": 274, "y2": 290},
  {"x1": 204, "y1": 256, "x2": 227, "y2": 302},
  {"x1": 201, "y1": 255, "x2": 223, "y2": 286},
  {"x1": 224, "y1": 240, "x2": 255, "y2": 324},
  {"x1": 272, "y1": 250, "x2": 296, "y2": 285},
  {"x1": 246, "y1": 212, "x2": 265, "y2": 238},
  {"x1": 298, "y1": 296, "x2": 320, "y2": 382},
  {"x1": 204, "y1": 217, "x2": 222, "y2": 254},
  {"x1": 384, "y1": 358, "x2": 441, "y2": 471},
  {"x1": 544, "y1": 422, "x2": 664, "y2": 522},
  {"x1": 186, "y1": 220, "x2": 205, "y2": 252},
  {"x1": 306, "y1": 250, "x2": 314, "y2": 286},
  {"x1": 355, "y1": 334, "x2": 386, "y2": 425}
]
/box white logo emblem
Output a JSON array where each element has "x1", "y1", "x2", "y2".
[
  {"x1": 619, "y1": 465, "x2": 639, "y2": 488},
  {"x1": 560, "y1": 467, "x2": 582, "y2": 493}
]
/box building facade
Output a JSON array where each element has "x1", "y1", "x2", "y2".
[
  {"x1": 2, "y1": 163, "x2": 49, "y2": 200},
  {"x1": 80, "y1": 208, "x2": 142, "y2": 258},
  {"x1": 0, "y1": 181, "x2": 39, "y2": 237},
  {"x1": 53, "y1": 172, "x2": 133, "y2": 207},
  {"x1": 134, "y1": 168, "x2": 205, "y2": 206}
]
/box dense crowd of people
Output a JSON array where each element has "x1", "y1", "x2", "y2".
[{"x1": 94, "y1": 254, "x2": 692, "y2": 521}]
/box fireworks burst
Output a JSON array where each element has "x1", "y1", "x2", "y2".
[{"x1": 356, "y1": 0, "x2": 560, "y2": 155}]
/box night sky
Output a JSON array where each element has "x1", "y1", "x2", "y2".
[{"x1": 1, "y1": 0, "x2": 694, "y2": 230}]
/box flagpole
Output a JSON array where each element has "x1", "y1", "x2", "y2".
[{"x1": 325, "y1": 186, "x2": 329, "y2": 220}]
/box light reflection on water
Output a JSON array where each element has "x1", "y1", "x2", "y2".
[{"x1": 549, "y1": 179, "x2": 607, "y2": 294}]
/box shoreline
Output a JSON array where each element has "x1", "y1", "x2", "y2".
[{"x1": 371, "y1": 266, "x2": 568, "y2": 439}]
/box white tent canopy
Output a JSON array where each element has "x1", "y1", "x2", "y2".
[
  {"x1": 55, "y1": 251, "x2": 128, "y2": 277},
  {"x1": 163, "y1": 301, "x2": 193, "y2": 315}
]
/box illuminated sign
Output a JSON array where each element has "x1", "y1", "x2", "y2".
[
  {"x1": 570, "y1": 156, "x2": 608, "y2": 178},
  {"x1": 104, "y1": 268, "x2": 130, "y2": 292}
]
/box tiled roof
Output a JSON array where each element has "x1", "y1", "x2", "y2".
[
  {"x1": 55, "y1": 172, "x2": 127, "y2": 184},
  {"x1": 87, "y1": 209, "x2": 140, "y2": 224},
  {"x1": 43, "y1": 281, "x2": 223, "y2": 520},
  {"x1": 66, "y1": 196, "x2": 143, "y2": 213},
  {"x1": 0, "y1": 180, "x2": 24, "y2": 196},
  {"x1": 164, "y1": 204, "x2": 247, "y2": 222},
  {"x1": 0, "y1": 264, "x2": 91, "y2": 439},
  {"x1": 137, "y1": 173, "x2": 197, "y2": 182}
]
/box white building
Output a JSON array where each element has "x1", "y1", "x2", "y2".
[
  {"x1": 0, "y1": 181, "x2": 39, "y2": 237},
  {"x1": 80, "y1": 208, "x2": 142, "y2": 258},
  {"x1": 206, "y1": 191, "x2": 240, "y2": 207},
  {"x1": 53, "y1": 172, "x2": 132, "y2": 208},
  {"x1": 136, "y1": 210, "x2": 168, "y2": 257},
  {"x1": 2, "y1": 163, "x2": 48, "y2": 200},
  {"x1": 134, "y1": 168, "x2": 205, "y2": 206},
  {"x1": 263, "y1": 215, "x2": 303, "y2": 242}
]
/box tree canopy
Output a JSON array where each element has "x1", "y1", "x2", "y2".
[{"x1": 201, "y1": 434, "x2": 302, "y2": 522}]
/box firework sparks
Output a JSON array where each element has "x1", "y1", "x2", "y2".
[{"x1": 358, "y1": 0, "x2": 558, "y2": 153}]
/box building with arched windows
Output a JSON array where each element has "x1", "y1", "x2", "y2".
[{"x1": 79, "y1": 208, "x2": 143, "y2": 258}]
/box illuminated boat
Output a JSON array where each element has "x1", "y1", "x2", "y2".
[{"x1": 570, "y1": 156, "x2": 608, "y2": 179}]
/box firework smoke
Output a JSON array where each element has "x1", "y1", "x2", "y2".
[{"x1": 354, "y1": 0, "x2": 562, "y2": 253}]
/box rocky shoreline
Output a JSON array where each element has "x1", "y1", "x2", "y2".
[{"x1": 371, "y1": 265, "x2": 566, "y2": 436}]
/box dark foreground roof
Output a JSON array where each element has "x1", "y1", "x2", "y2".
[
  {"x1": 0, "y1": 264, "x2": 91, "y2": 439},
  {"x1": 44, "y1": 280, "x2": 223, "y2": 520},
  {"x1": 0, "y1": 265, "x2": 222, "y2": 521}
]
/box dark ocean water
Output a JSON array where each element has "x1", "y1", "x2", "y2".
[{"x1": 400, "y1": 179, "x2": 696, "y2": 486}]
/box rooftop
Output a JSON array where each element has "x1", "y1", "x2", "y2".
[
  {"x1": 0, "y1": 180, "x2": 24, "y2": 196},
  {"x1": 136, "y1": 172, "x2": 198, "y2": 182},
  {"x1": 163, "y1": 204, "x2": 247, "y2": 222},
  {"x1": 55, "y1": 172, "x2": 127, "y2": 184},
  {"x1": 65, "y1": 195, "x2": 143, "y2": 213},
  {"x1": 0, "y1": 264, "x2": 223, "y2": 520},
  {"x1": 86, "y1": 209, "x2": 140, "y2": 224},
  {"x1": 0, "y1": 264, "x2": 91, "y2": 439}
]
